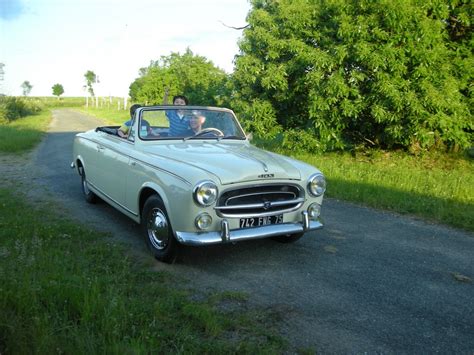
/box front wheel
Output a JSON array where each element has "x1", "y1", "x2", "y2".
[
  {"x1": 141, "y1": 195, "x2": 178, "y2": 263},
  {"x1": 79, "y1": 167, "x2": 97, "y2": 204},
  {"x1": 272, "y1": 232, "x2": 304, "y2": 243}
]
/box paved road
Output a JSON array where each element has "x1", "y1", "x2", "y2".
[{"x1": 29, "y1": 109, "x2": 474, "y2": 353}]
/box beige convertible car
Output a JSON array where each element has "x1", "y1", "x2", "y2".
[{"x1": 71, "y1": 106, "x2": 326, "y2": 262}]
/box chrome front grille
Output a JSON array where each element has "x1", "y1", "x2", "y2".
[{"x1": 214, "y1": 184, "x2": 304, "y2": 218}]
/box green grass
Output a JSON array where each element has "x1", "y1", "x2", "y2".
[
  {"x1": 0, "y1": 188, "x2": 285, "y2": 353},
  {"x1": 24, "y1": 96, "x2": 86, "y2": 108},
  {"x1": 0, "y1": 110, "x2": 51, "y2": 153},
  {"x1": 0, "y1": 99, "x2": 128, "y2": 153},
  {"x1": 294, "y1": 149, "x2": 474, "y2": 231},
  {"x1": 78, "y1": 105, "x2": 132, "y2": 125}
]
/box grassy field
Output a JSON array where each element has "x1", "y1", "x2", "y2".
[
  {"x1": 0, "y1": 110, "x2": 52, "y2": 153},
  {"x1": 0, "y1": 188, "x2": 285, "y2": 353},
  {"x1": 27, "y1": 96, "x2": 86, "y2": 108},
  {"x1": 78, "y1": 106, "x2": 130, "y2": 125},
  {"x1": 299, "y1": 150, "x2": 473, "y2": 231}
]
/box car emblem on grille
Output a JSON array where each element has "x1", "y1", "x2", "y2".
[
  {"x1": 258, "y1": 173, "x2": 274, "y2": 178},
  {"x1": 263, "y1": 201, "x2": 272, "y2": 210}
]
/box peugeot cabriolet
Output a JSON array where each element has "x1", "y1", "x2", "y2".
[{"x1": 71, "y1": 106, "x2": 326, "y2": 262}]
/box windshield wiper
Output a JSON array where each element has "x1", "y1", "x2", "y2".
[
  {"x1": 183, "y1": 135, "x2": 220, "y2": 142},
  {"x1": 220, "y1": 135, "x2": 245, "y2": 140}
]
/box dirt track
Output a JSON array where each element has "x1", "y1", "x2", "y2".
[{"x1": 2, "y1": 109, "x2": 473, "y2": 353}]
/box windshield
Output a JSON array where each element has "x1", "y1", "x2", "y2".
[{"x1": 138, "y1": 107, "x2": 246, "y2": 141}]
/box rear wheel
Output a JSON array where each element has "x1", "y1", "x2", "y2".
[
  {"x1": 79, "y1": 166, "x2": 97, "y2": 203},
  {"x1": 141, "y1": 195, "x2": 178, "y2": 263},
  {"x1": 272, "y1": 232, "x2": 304, "y2": 243}
]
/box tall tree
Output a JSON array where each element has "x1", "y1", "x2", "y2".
[
  {"x1": 52, "y1": 83, "x2": 64, "y2": 99},
  {"x1": 129, "y1": 48, "x2": 229, "y2": 106},
  {"x1": 84, "y1": 70, "x2": 97, "y2": 97},
  {"x1": 21, "y1": 81, "x2": 32, "y2": 96},
  {"x1": 233, "y1": 0, "x2": 472, "y2": 152}
]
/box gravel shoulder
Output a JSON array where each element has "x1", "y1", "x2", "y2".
[{"x1": 1, "y1": 109, "x2": 473, "y2": 353}]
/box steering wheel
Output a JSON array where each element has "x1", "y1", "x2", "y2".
[{"x1": 193, "y1": 128, "x2": 224, "y2": 138}]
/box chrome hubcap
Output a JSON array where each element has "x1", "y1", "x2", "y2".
[{"x1": 147, "y1": 208, "x2": 169, "y2": 250}]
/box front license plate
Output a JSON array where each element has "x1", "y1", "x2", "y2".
[{"x1": 239, "y1": 214, "x2": 283, "y2": 229}]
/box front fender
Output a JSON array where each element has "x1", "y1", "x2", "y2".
[{"x1": 137, "y1": 179, "x2": 193, "y2": 230}]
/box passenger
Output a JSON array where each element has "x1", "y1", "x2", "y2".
[
  {"x1": 118, "y1": 104, "x2": 141, "y2": 138},
  {"x1": 163, "y1": 90, "x2": 191, "y2": 136},
  {"x1": 117, "y1": 104, "x2": 151, "y2": 138}
]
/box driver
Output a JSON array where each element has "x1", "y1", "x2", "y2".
[{"x1": 188, "y1": 114, "x2": 206, "y2": 135}]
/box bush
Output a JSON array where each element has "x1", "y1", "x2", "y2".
[
  {"x1": 235, "y1": 99, "x2": 282, "y2": 140},
  {"x1": 232, "y1": 0, "x2": 473, "y2": 152},
  {"x1": 281, "y1": 129, "x2": 321, "y2": 154},
  {"x1": 0, "y1": 97, "x2": 43, "y2": 123}
]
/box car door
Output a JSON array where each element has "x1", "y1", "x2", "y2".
[{"x1": 92, "y1": 135, "x2": 131, "y2": 207}]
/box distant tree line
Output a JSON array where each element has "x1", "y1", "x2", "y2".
[{"x1": 129, "y1": 0, "x2": 472, "y2": 152}]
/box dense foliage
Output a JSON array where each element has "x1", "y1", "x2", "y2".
[
  {"x1": 0, "y1": 97, "x2": 42, "y2": 123},
  {"x1": 232, "y1": 0, "x2": 473, "y2": 152},
  {"x1": 129, "y1": 49, "x2": 229, "y2": 106}
]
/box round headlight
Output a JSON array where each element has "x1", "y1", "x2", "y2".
[
  {"x1": 193, "y1": 180, "x2": 218, "y2": 206},
  {"x1": 307, "y1": 173, "x2": 326, "y2": 197},
  {"x1": 308, "y1": 203, "x2": 321, "y2": 220},
  {"x1": 195, "y1": 213, "x2": 212, "y2": 230}
]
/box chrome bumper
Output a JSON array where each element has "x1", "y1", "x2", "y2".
[{"x1": 175, "y1": 211, "x2": 323, "y2": 246}]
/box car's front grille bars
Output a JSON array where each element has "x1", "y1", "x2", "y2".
[{"x1": 214, "y1": 184, "x2": 304, "y2": 218}]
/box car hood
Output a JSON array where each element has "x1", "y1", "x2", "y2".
[{"x1": 142, "y1": 142, "x2": 301, "y2": 185}]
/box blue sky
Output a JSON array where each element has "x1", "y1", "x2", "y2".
[{"x1": 0, "y1": 0, "x2": 250, "y2": 96}]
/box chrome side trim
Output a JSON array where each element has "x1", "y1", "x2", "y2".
[{"x1": 175, "y1": 219, "x2": 323, "y2": 246}]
